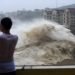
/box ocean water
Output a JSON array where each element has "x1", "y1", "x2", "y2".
[{"x1": 11, "y1": 19, "x2": 75, "y2": 65}]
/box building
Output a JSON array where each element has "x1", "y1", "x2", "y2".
[
  {"x1": 64, "y1": 8, "x2": 75, "y2": 33},
  {"x1": 44, "y1": 9, "x2": 64, "y2": 25},
  {"x1": 43, "y1": 9, "x2": 52, "y2": 20},
  {"x1": 52, "y1": 9, "x2": 64, "y2": 25},
  {"x1": 44, "y1": 8, "x2": 75, "y2": 34}
]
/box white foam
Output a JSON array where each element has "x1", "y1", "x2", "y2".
[{"x1": 12, "y1": 19, "x2": 75, "y2": 65}]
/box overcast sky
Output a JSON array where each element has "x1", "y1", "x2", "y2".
[{"x1": 0, "y1": 0, "x2": 75, "y2": 12}]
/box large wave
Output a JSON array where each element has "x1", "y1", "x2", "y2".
[{"x1": 12, "y1": 19, "x2": 75, "y2": 65}]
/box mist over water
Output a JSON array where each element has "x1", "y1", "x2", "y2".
[{"x1": 11, "y1": 19, "x2": 75, "y2": 65}]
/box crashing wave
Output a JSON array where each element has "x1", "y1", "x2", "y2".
[{"x1": 13, "y1": 19, "x2": 75, "y2": 65}]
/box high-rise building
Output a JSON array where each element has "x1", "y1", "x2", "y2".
[
  {"x1": 64, "y1": 8, "x2": 75, "y2": 33},
  {"x1": 44, "y1": 8, "x2": 75, "y2": 34}
]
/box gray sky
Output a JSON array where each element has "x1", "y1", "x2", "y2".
[{"x1": 0, "y1": 0, "x2": 75, "y2": 12}]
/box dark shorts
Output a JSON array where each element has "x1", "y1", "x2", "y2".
[{"x1": 0, "y1": 71, "x2": 16, "y2": 75}]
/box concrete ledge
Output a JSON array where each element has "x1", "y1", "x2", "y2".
[{"x1": 16, "y1": 68, "x2": 75, "y2": 75}]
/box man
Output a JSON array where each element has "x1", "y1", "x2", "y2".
[{"x1": 0, "y1": 17, "x2": 18, "y2": 74}]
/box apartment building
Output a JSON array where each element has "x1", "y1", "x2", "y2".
[
  {"x1": 44, "y1": 8, "x2": 75, "y2": 34},
  {"x1": 44, "y1": 9, "x2": 64, "y2": 25},
  {"x1": 63, "y1": 8, "x2": 75, "y2": 29},
  {"x1": 43, "y1": 9, "x2": 52, "y2": 20},
  {"x1": 52, "y1": 9, "x2": 64, "y2": 25}
]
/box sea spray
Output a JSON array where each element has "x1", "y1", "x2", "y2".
[{"x1": 11, "y1": 19, "x2": 75, "y2": 65}]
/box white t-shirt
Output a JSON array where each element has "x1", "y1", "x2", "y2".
[{"x1": 0, "y1": 32, "x2": 18, "y2": 73}]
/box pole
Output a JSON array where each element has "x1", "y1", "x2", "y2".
[{"x1": 56, "y1": 0, "x2": 58, "y2": 8}]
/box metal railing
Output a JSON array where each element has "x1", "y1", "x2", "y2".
[{"x1": 15, "y1": 65, "x2": 75, "y2": 69}]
